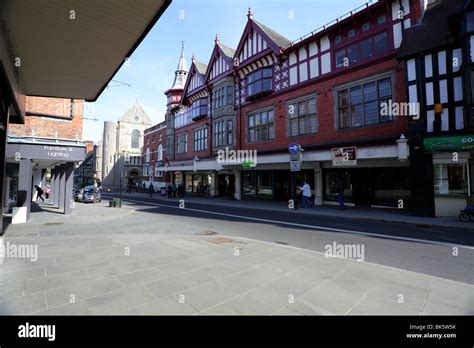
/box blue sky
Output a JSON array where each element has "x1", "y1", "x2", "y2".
[{"x1": 84, "y1": 0, "x2": 367, "y2": 142}]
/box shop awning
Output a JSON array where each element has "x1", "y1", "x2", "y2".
[{"x1": 0, "y1": 0, "x2": 170, "y2": 121}]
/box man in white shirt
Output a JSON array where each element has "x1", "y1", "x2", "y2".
[{"x1": 299, "y1": 181, "x2": 312, "y2": 208}]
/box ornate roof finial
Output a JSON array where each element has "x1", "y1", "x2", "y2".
[
  {"x1": 247, "y1": 7, "x2": 253, "y2": 19},
  {"x1": 215, "y1": 34, "x2": 219, "y2": 44},
  {"x1": 192, "y1": 53, "x2": 195, "y2": 63}
]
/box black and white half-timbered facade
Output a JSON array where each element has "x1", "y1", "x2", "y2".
[{"x1": 399, "y1": 0, "x2": 474, "y2": 216}]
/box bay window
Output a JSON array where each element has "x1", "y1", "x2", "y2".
[
  {"x1": 191, "y1": 98, "x2": 207, "y2": 120},
  {"x1": 246, "y1": 68, "x2": 273, "y2": 98}
]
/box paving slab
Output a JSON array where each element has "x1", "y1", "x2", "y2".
[
  {"x1": 1, "y1": 201, "x2": 473, "y2": 315},
  {"x1": 85, "y1": 286, "x2": 156, "y2": 315}
]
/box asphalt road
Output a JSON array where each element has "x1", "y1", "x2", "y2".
[{"x1": 104, "y1": 193, "x2": 474, "y2": 284}]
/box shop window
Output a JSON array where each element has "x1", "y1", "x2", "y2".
[
  {"x1": 434, "y1": 164, "x2": 468, "y2": 195},
  {"x1": 287, "y1": 95, "x2": 317, "y2": 136},
  {"x1": 325, "y1": 171, "x2": 352, "y2": 202},
  {"x1": 243, "y1": 172, "x2": 256, "y2": 195},
  {"x1": 337, "y1": 76, "x2": 392, "y2": 129},
  {"x1": 247, "y1": 109, "x2": 275, "y2": 143},
  {"x1": 243, "y1": 171, "x2": 273, "y2": 198}
]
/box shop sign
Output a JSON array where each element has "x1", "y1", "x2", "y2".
[
  {"x1": 424, "y1": 135, "x2": 474, "y2": 152},
  {"x1": 242, "y1": 160, "x2": 256, "y2": 168},
  {"x1": 332, "y1": 147, "x2": 357, "y2": 166}
]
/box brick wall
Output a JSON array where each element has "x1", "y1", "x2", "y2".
[
  {"x1": 9, "y1": 96, "x2": 84, "y2": 140},
  {"x1": 174, "y1": 117, "x2": 211, "y2": 161},
  {"x1": 239, "y1": 58, "x2": 408, "y2": 153}
]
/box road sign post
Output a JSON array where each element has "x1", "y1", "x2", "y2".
[{"x1": 288, "y1": 144, "x2": 302, "y2": 210}]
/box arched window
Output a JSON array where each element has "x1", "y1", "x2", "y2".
[
  {"x1": 131, "y1": 129, "x2": 140, "y2": 149},
  {"x1": 158, "y1": 144, "x2": 163, "y2": 161},
  {"x1": 145, "y1": 147, "x2": 150, "y2": 163}
]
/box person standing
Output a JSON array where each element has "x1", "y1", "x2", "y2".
[
  {"x1": 299, "y1": 181, "x2": 312, "y2": 208},
  {"x1": 334, "y1": 176, "x2": 345, "y2": 209},
  {"x1": 34, "y1": 185, "x2": 45, "y2": 202},
  {"x1": 171, "y1": 183, "x2": 177, "y2": 198},
  {"x1": 149, "y1": 183, "x2": 154, "y2": 198},
  {"x1": 167, "y1": 184, "x2": 172, "y2": 198}
]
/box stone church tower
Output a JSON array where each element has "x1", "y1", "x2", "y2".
[{"x1": 99, "y1": 101, "x2": 152, "y2": 190}]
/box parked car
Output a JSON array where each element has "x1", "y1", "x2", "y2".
[{"x1": 78, "y1": 186, "x2": 101, "y2": 203}]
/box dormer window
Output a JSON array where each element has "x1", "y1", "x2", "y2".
[
  {"x1": 191, "y1": 98, "x2": 208, "y2": 120},
  {"x1": 246, "y1": 68, "x2": 273, "y2": 99}
]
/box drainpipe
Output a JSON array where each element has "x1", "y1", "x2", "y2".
[{"x1": 399, "y1": 0, "x2": 406, "y2": 32}]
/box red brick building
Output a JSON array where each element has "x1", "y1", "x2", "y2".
[
  {"x1": 156, "y1": 0, "x2": 423, "y2": 208},
  {"x1": 9, "y1": 96, "x2": 84, "y2": 139},
  {"x1": 142, "y1": 121, "x2": 169, "y2": 190}
]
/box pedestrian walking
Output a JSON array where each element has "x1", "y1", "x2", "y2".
[
  {"x1": 299, "y1": 181, "x2": 312, "y2": 208},
  {"x1": 171, "y1": 184, "x2": 177, "y2": 198},
  {"x1": 334, "y1": 176, "x2": 345, "y2": 209},
  {"x1": 142, "y1": 182, "x2": 146, "y2": 192},
  {"x1": 149, "y1": 183, "x2": 154, "y2": 198},
  {"x1": 177, "y1": 183, "x2": 184, "y2": 198},
  {"x1": 34, "y1": 185, "x2": 45, "y2": 202},
  {"x1": 167, "y1": 184, "x2": 173, "y2": 198}
]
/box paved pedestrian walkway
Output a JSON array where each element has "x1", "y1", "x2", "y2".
[
  {"x1": 112, "y1": 191, "x2": 473, "y2": 230},
  {"x1": 0, "y1": 201, "x2": 472, "y2": 315}
]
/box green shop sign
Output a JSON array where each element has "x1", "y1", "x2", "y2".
[{"x1": 424, "y1": 135, "x2": 474, "y2": 152}]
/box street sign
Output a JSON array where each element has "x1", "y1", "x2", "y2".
[
  {"x1": 288, "y1": 143, "x2": 299, "y2": 154},
  {"x1": 289, "y1": 153, "x2": 302, "y2": 172},
  {"x1": 290, "y1": 161, "x2": 301, "y2": 172},
  {"x1": 332, "y1": 147, "x2": 357, "y2": 166}
]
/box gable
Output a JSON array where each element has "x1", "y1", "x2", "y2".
[
  {"x1": 186, "y1": 66, "x2": 204, "y2": 94},
  {"x1": 119, "y1": 103, "x2": 152, "y2": 125},
  {"x1": 205, "y1": 45, "x2": 234, "y2": 83},
  {"x1": 234, "y1": 19, "x2": 291, "y2": 66}
]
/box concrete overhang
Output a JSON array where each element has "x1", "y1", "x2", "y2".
[{"x1": 0, "y1": 0, "x2": 171, "y2": 122}]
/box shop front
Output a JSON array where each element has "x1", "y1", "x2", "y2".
[
  {"x1": 241, "y1": 169, "x2": 315, "y2": 201},
  {"x1": 323, "y1": 166, "x2": 411, "y2": 207},
  {"x1": 5, "y1": 136, "x2": 86, "y2": 222},
  {"x1": 424, "y1": 135, "x2": 474, "y2": 216}
]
